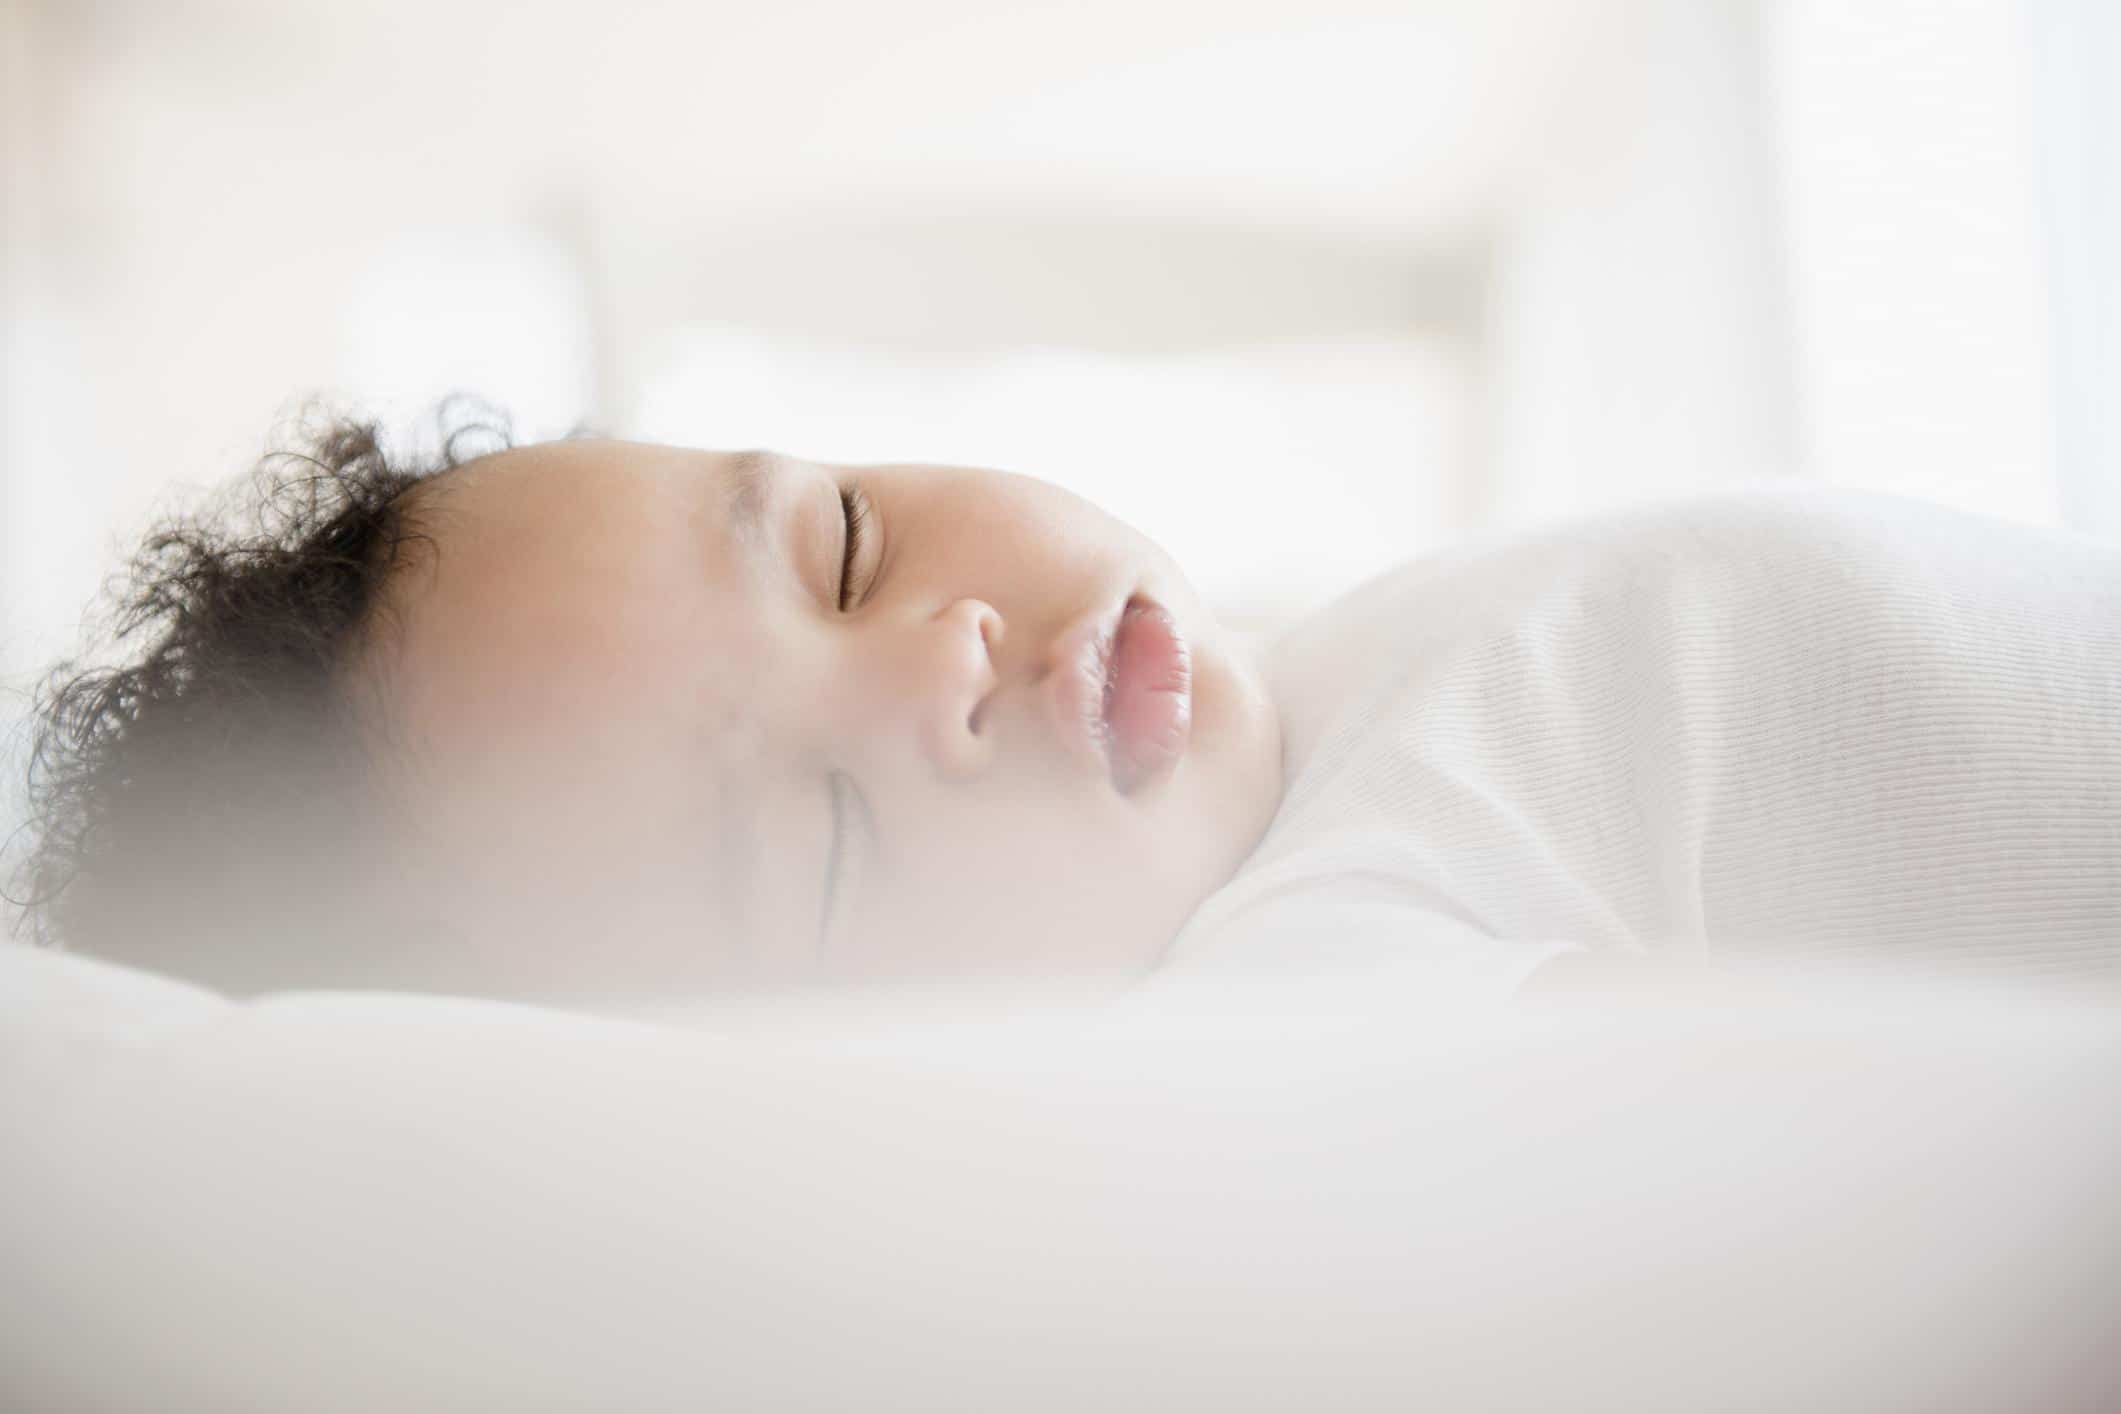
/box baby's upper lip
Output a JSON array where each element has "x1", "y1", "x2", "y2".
[{"x1": 1042, "y1": 599, "x2": 1128, "y2": 785}]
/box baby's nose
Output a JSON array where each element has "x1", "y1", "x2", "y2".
[{"x1": 916, "y1": 598, "x2": 1002, "y2": 782}]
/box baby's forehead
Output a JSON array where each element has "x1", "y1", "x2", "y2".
[{"x1": 355, "y1": 447, "x2": 777, "y2": 818}]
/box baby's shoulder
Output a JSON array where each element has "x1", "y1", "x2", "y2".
[
  {"x1": 1290, "y1": 486, "x2": 2081, "y2": 653},
  {"x1": 1469, "y1": 486, "x2": 1977, "y2": 587},
  {"x1": 1272, "y1": 488, "x2": 1899, "y2": 668}
]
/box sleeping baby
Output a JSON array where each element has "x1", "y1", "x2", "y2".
[{"x1": 13, "y1": 419, "x2": 2120, "y2": 1000}]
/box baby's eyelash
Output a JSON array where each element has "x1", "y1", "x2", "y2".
[{"x1": 837, "y1": 484, "x2": 872, "y2": 612}]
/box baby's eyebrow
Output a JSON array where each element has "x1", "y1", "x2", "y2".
[{"x1": 722, "y1": 450, "x2": 780, "y2": 553}]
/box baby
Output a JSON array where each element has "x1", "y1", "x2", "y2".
[{"x1": 13, "y1": 418, "x2": 2121, "y2": 1000}]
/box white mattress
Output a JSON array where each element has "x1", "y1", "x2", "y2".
[{"x1": 3, "y1": 940, "x2": 2118, "y2": 1412}]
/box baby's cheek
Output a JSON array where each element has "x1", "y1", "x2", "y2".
[{"x1": 854, "y1": 801, "x2": 1165, "y2": 978}]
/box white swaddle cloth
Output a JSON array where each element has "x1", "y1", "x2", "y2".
[{"x1": 1171, "y1": 489, "x2": 2121, "y2": 997}]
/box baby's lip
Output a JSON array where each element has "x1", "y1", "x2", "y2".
[
  {"x1": 1045, "y1": 600, "x2": 1127, "y2": 786},
  {"x1": 1105, "y1": 598, "x2": 1191, "y2": 794},
  {"x1": 1042, "y1": 594, "x2": 1192, "y2": 795}
]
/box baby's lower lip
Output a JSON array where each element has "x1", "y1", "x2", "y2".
[
  {"x1": 1045, "y1": 595, "x2": 1192, "y2": 794},
  {"x1": 1103, "y1": 598, "x2": 1192, "y2": 795}
]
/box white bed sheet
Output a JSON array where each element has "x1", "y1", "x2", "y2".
[{"x1": 3, "y1": 941, "x2": 2118, "y2": 1412}]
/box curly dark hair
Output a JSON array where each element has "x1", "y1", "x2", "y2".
[{"x1": 5, "y1": 406, "x2": 510, "y2": 989}]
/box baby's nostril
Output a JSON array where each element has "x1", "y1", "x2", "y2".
[{"x1": 967, "y1": 698, "x2": 988, "y2": 737}]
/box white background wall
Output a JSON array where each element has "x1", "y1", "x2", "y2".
[
  {"x1": 2027, "y1": 0, "x2": 2121, "y2": 538},
  {"x1": 0, "y1": 0, "x2": 1608, "y2": 680},
  {"x1": 3, "y1": 0, "x2": 2109, "y2": 809}
]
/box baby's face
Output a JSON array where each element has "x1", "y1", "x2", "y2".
[{"x1": 359, "y1": 440, "x2": 1282, "y2": 996}]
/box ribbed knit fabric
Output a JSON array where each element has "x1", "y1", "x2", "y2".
[{"x1": 1171, "y1": 490, "x2": 2121, "y2": 996}]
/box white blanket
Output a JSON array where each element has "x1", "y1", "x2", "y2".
[{"x1": 1177, "y1": 490, "x2": 2121, "y2": 995}]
